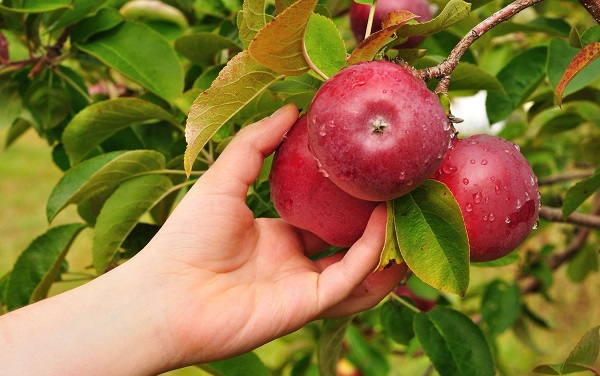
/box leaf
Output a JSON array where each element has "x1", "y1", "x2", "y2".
[
  {"x1": 76, "y1": 21, "x2": 184, "y2": 101},
  {"x1": 448, "y1": 62, "x2": 504, "y2": 92},
  {"x1": 486, "y1": 46, "x2": 547, "y2": 124},
  {"x1": 347, "y1": 10, "x2": 417, "y2": 65},
  {"x1": 393, "y1": 180, "x2": 470, "y2": 297},
  {"x1": 555, "y1": 42, "x2": 600, "y2": 107},
  {"x1": 207, "y1": 352, "x2": 270, "y2": 376},
  {"x1": 547, "y1": 39, "x2": 600, "y2": 101},
  {"x1": 472, "y1": 251, "x2": 520, "y2": 267},
  {"x1": 119, "y1": 0, "x2": 189, "y2": 29},
  {"x1": 70, "y1": 7, "x2": 124, "y2": 44},
  {"x1": 562, "y1": 166, "x2": 600, "y2": 218},
  {"x1": 5, "y1": 224, "x2": 86, "y2": 310},
  {"x1": 93, "y1": 174, "x2": 173, "y2": 273},
  {"x1": 380, "y1": 300, "x2": 416, "y2": 345},
  {"x1": 237, "y1": 0, "x2": 272, "y2": 48},
  {"x1": 481, "y1": 280, "x2": 521, "y2": 336},
  {"x1": 346, "y1": 324, "x2": 390, "y2": 376},
  {"x1": 184, "y1": 50, "x2": 285, "y2": 175},
  {"x1": 47, "y1": 150, "x2": 166, "y2": 222},
  {"x1": 5, "y1": 117, "x2": 32, "y2": 149},
  {"x1": 377, "y1": 201, "x2": 403, "y2": 271},
  {"x1": 62, "y1": 97, "x2": 179, "y2": 165},
  {"x1": 47, "y1": 0, "x2": 108, "y2": 31},
  {"x1": 174, "y1": 32, "x2": 241, "y2": 66},
  {"x1": 0, "y1": 0, "x2": 70, "y2": 13},
  {"x1": 0, "y1": 75, "x2": 23, "y2": 129},
  {"x1": 395, "y1": 0, "x2": 471, "y2": 39},
  {"x1": 533, "y1": 326, "x2": 600, "y2": 375},
  {"x1": 567, "y1": 245, "x2": 599, "y2": 283},
  {"x1": 304, "y1": 13, "x2": 347, "y2": 79},
  {"x1": 318, "y1": 315, "x2": 354, "y2": 376},
  {"x1": 248, "y1": 0, "x2": 318, "y2": 76},
  {"x1": 414, "y1": 306, "x2": 495, "y2": 376},
  {"x1": 24, "y1": 78, "x2": 72, "y2": 129},
  {"x1": 538, "y1": 112, "x2": 584, "y2": 136}
]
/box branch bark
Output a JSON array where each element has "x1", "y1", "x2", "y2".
[
  {"x1": 417, "y1": 0, "x2": 545, "y2": 93},
  {"x1": 578, "y1": 0, "x2": 600, "y2": 24},
  {"x1": 539, "y1": 206, "x2": 600, "y2": 229},
  {"x1": 537, "y1": 170, "x2": 595, "y2": 186}
]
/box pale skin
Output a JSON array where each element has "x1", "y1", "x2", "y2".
[{"x1": 0, "y1": 103, "x2": 406, "y2": 375}]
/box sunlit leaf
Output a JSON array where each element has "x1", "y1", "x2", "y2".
[
  {"x1": 562, "y1": 167, "x2": 600, "y2": 217},
  {"x1": 556, "y1": 42, "x2": 600, "y2": 106},
  {"x1": 304, "y1": 13, "x2": 346, "y2": 79},
  {"x1": 237, "y1": 0, "x2": 272, "y2": 48},
  {"x1": 0, "y1": 0, "x2": 70, "y2": 13},
  {"x1": 377, "y1": 201, "x2": 403, "y2": 271}
]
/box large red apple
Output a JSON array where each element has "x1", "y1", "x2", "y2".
[
  {"x1": 433, "y1": 134, "x2": 540, "y2": 262},
  {"x1": 350, "y1": 0, "x2": 432, "y2": 48},
  {"x1": 269, "y1": 115, "x2": 380, "y2": 247},
  {"x1": 307, "y1": 60, "x2": 452, "y2": 202}
]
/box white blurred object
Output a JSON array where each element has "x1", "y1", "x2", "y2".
[{"x1": 451, "y1": 91, "x2": 506, "y2": 136}]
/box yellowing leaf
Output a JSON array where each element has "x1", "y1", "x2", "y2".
[
  {"x1": 248, "y1": 0, "x2": 318, "y2": 76},
  {"x1": 237, "y1": 0, "x2": 273, "y2": 48},
  {"x1": 377, "y1": 201, "x2": 404, "y2": 271},
  {"x1": 184, "y1": 50, "x2": 285, "y2": 175},
  {"x1": 556, "y1": 42, "x2": 600, "y2": 107}
]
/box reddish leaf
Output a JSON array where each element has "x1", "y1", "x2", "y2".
[{"x1": 556, "y1": 42, "x2": 600, "y2": 107}]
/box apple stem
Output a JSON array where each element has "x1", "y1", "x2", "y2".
[
  {"x1": 364, "y1": 0, "x2": 379, "y2": 40},
  {"x1": 417, "y1": 0, "x2": 545, "y2": 95}
]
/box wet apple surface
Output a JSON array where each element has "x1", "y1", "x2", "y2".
[
  {"x1": 433, "y1": 134, "x2": 540, "y2": 262},
  {"x1": 307, "y1": 60, "x2": 452, "y2": 202}
]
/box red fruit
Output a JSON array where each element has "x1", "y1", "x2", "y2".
[
  {"x1": 433, "y1": 134, "x2": 540, "y2": 262},
  {"x1": 269, "y1": 115, "x2": 379, "y2": 247},
  {"x1": 350, "y1": 0, "x2": 432, "y2": 48},
  {"x1": 394, "y1": 285, "x2": 436, "y2": 312},
  {"x1": 307, "y1": 60, "x2": 452, "y2": 201}
]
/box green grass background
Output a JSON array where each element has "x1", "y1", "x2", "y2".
[{"x1": 1, "y1": 127, "x2": 598, "y2": 375}]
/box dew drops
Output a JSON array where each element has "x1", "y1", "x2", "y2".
[
  {"x1": 463, "y1": 178, "x2": 469, "y2": 185},
  {"x1": 319, "y1": 125, "x2": 327, "y2": 137},
  {"x1": 505, "y1": 216, "x2": 511, "y2": 224},
  {"x1": 473, "y1": 191, "x2": 483, "y2": 204},
  {"x1": 495, "y1": 184, "x2": 501, "y2": 195},
  {"x1": 532, "y1": 220, "x2": 539, "y2": 230},
  {"x1": 465, "y1": 202, "x2": 473, "y2": 212},
  {"x1": 422, "y1": 143, "x2": 426, "y2": 149},
  {"x1": 482, "y1": 214, "x2": 488, "y2": 221},
  {"x1": 284, "y1": 200, "x2": 293, "y2": 210},
  {"x1": 481, "y1": 159, "x2": 488, "y2": 165},
  {"x1": 516, "y1": 198, "x2": 522, "y2": 210},
  {"x1": 443, "y1": 164, "x2": 457, "y2": 174},
  {"x1": 443, "y1": 120, "x2": 451, "y2": 132},
  {"x1": 399, "y1": 171, "x2": 406, "y2": 181},
  {"x1": 485, "y1": 196, "x2": 489, "y2": 204},
  {"x1": 530, "y1": 175, "x2": 536, "y2": 186},
  {"x1": 514, "y1": 143, "x2": 521, "y2": 151},
  {"x1": 382, "y1": 89, "x2": 387, "y2": 94},
  {"x1": 405, "y1": 129, "x2": 410, "y2": 135},
  {"x1": 406, "y1": 180, "x2": 414, "y2": 186},
  {"x1": 470, "y1": 159, "x2": 476, "y2": 164},
  {"x1": 489, "y1": 213, "x2": 495, "y2": 222},
  {"x1": 468, "y1": 139, "x2": 478, "y2": 145},
  {"x1": 328, "y1": 120, "x2": 336, "y2": 128},
  {"x1": 351, "y1": 81, "x2": 365, "y2": 90},
  {"x1": 503, "y1": 148, "x2": 512, "y2": 155}
]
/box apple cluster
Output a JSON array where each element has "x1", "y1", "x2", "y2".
[{"x1": 269, "y1": 60, "x2": 540, "y2": 262}]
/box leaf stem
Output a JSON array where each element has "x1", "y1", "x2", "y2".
[
  {"x1": 390, "y1": 292, "x2": 421, "y2": 314},
  {"x1": 417, "y1": 0, "x2": 546, "y2": 94},
  {"x1": 302, "y1": 40, "x2": 329, "y2": 81},
  {"x1": 365, "y1": 0, "x2": 379, "y2": 40}
]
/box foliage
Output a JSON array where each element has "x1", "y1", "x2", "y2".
[{"x1": 1, "y1": 0, "x2": 599, "y2": 374}]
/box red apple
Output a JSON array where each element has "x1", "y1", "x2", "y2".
[
  {"x1": 269, "y1": 115, "x2": 380, "y2": 247},
  {"x1": 307, "y1": 60, "x2": 452, "y2": 201},
  {"x1": 350, "y1": 0, "x2": 432, "y2": 48},
  {"x1": 432, "y1": 134, "x2": 540, "y2": 262}
]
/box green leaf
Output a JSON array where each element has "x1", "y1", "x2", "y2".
[
  {"x1": 547, "y1": 39, "x2": 600, "y2": 100},
  {"x1": 481, "y1": 280, "x2": 521, "y2": 336},
  {"x1": 533, "y1": 326, "x2": 600, "y2": 375},
  {"x1": 567, "y1": 245, "x2": 599, "y2": 283},
  {"x1": 393, "y1": 180, "x2": 470, "y2": 296},
  {"x1": 562, "y1": 167, "x2": 600, "y2": 217},
  {"x1": 538, "y1": 112, "x2": 584, "y2": 135},
  {"x1": 248, "y1": 0, "x2": 318, "y2": 76},
  {"x1": 346, "y1": 324, "x2": 390, "y2": 376},
  {"x1": 377, "y1": 201, "x2": 403, "y2": 271},
  {"x1": 237, "y1": 0, "x2": 272, "y2": 48},
  {"x1": 47, "y1": 0, "x2": 108, "y2": 31},
  {"x1": 304, "y1": 13, "x2": 346, "y2": 79},
  {"x1": 448, "y1": 62, "x2": 504, "y2": 92},
  {"x1": 70, "y1": 7, "x2": 124, "y2": 43},
  {"x1": 76, "y1": 21, "x2": 184, "y2": 101},
  {"x1": 5, "y1": 117, "x2": 32, "y2": 149},
  {"x1": 395, "y1": 0, "x2": 471, "y2": 38},
  {"x1": 0, "y1": 0, "x2": 70, "y2": 13},
  {"x1": 119, "y1": 0, "x2": 189, "y2": 29},
  {"x1": 380, "y1": 300, "x2": 416, "y2": 345},
  {"x1": 174, "y1": 32, "x2": 241, "y2": 67},
  {"x1": 472, "y1": 251, "x2": 520, "y2": 267},
  {"x1": 5, "y1": 223, "x2": 86, "y2": 310},
  {"x1": 0, "y1": 75, "x2": 23, "y2": 129},
  {"x1": 62, "y1": 97, "x2": 180, "y2": 165},
  {"x1": 184, "y1": 50, "x2": 285, "y2": 175},
  {"x1": 207, "y1": 352, "x2": 270, "y2": 376},
  {"x1": 93, "y1": 174, "x2": 173, "y2": 273},
  {"x1": 414, "y1": 306, "x2": 495, "y2": 376},
  {"x1": 486, "y1": 46, "x2": 547, "y2": 124},
  {"x1": 318, "y1": 315, "x2": 354, "y2": 376},
  {"x1": 47, "y1": 150, "x2": 166, "y2": 222}
]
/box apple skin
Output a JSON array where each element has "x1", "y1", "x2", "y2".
[
  {"x1": 432, "y1": 134, "x2": 540, "y2": 262},
  {"x1": 269, "y1": 115, "x2": 380, "y2": 247},
  {"x1": 350, "y1": 0, "x2": 432, "y2": 48},
  {"x1": 307, "y1": 60, "x2": 452, "y2": 202}
]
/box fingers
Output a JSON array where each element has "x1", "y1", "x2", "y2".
[
  {"x1": 315, "y1": 204, "x2": 389, "y2": 312},
  {"x1": 195, "y1": 103, "x2": 299, "y2": 199}
]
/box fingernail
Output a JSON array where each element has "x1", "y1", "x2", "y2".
[{"x1": 270, "y1": 103, "x2": 294, "y2": 118}]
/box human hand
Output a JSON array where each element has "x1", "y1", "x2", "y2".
[{"x1": 138, "y1": 103, "x2": 407, "y2": 368}]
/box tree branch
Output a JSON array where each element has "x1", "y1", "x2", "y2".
[
  {"x1": 417, "y1": 0, "x2": 545, "y2": 94},
  {"x1": 537, "y1": 170, "x2": 595, "y2": 186},
  {"x1": 539, "y1": 206, "x2": 600, "y2": 229},
  {"x1": 578, "y1": 0, "x2": 600, "y2": 24}
]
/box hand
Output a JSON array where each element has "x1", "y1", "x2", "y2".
[{"x1": 139, "y1": 103, "x2": 407, "y2": 368}]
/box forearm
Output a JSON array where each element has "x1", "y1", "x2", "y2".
[{"x1": 0, "y1": 255, "x2": 175, "y2": 375}]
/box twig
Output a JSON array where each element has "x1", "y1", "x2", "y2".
[
  {"x1": 539, "y1": 206, "x2": 600, "y2": 229},
  {"x1": 365, "y1": 0, "x2": 379, "y2": 40},
  {"x1": 417, "y1": 0, "x2": 545, "y2": 94},
  {"x1": 537, "y1": 170, "x2": 595, "y2": 186},
  {"x1": 578, "y1": 0, "x2": 600, "y2": 23}
]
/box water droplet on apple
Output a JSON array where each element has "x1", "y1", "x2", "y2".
[
  {"x1": 473, "y1": 191, "x2": 482, "y2": 204},
  {"x1": 505, "y1": 216, "x2": 511, "y2": 224},
  {"x1": 399, "y1": 171, "x2": 406, "y2": 180},
  {"x1": 481, "y1": 159, "x2": 488, "y2": 165},
  {"x1": 382, "y1": 89, "x2": 387, "y2": 94},
  {"x1": 530, "y1": 175, "x2": 536, "y2": 186},
  {"x1": 319, "y1": 125, "x2": 327, "y2": 136},
  {"x1": 284, "y1": 199, "x2": 293, "y2": 210},
  {"x1": 489, "y1": 213, "x2": 495, "y2": 222},
  {"x1": 328, "y1": 120, "x2": 336, "y2": 128},
  {"x1": 514, "y1": 143, "x2": 521, "y2": 151},
  {"x1": 442, "y1": 120, "x2": 451, "y2": 132},
  {"x1": 470, "y1": 159, "x2": 476, "y2": 164},
  {"x1": 442, "y1": 164, "x2": 457, "y2": 174},
  {"x1": 463, "y1": 178, "x2": 469, "y2": 185},
  {"x1": 465, "y1": 202, "x2": 473, "y2": 212},
  {"x1": 406, "y1": 180, "x2": 414, "y2": 186},
  {"x1": 516, "y1": 199, "x2": 522, "y2": 209},
  {"x1": 483, "y1": 214, "x2": 488, "y2": 221},
  {"x1": 495, "y1": 184, "x2": 501, "y2": 195},
  {"x1": 351, "y1": 81, "x2": 365, "y2": 89}
]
